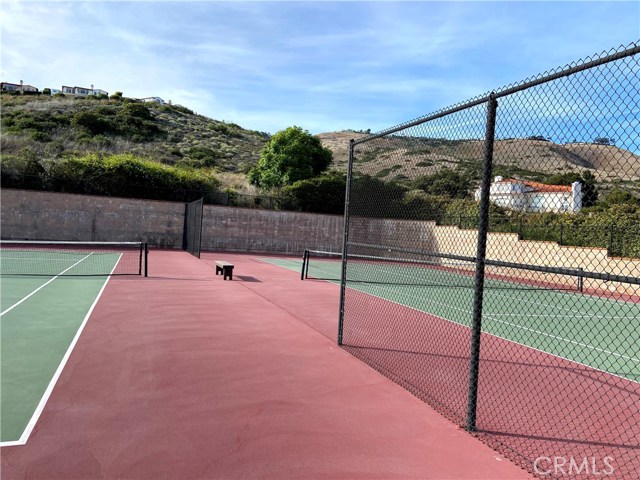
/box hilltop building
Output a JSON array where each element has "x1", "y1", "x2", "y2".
[
  {"x1": 139, "y1": 97, "x2": 166, "y2": 105},
  {"x1": 475, "y1": 176, "x2": 582, "y2": 213},
  {"x1": 1, "y1": 81, "x2": 38, "y2": 93},
  {"x1": 60, "y1": 85, "x2": 108, "y2": 97},
  {"x1": 0, "y1": 80, "x2": 108, "y2": 97}
]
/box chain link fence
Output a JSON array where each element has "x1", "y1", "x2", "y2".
[
  {"x1": 337, "y1": 43, "x2": 639, "y2": 478},
  {"x1": 183, "y1": 197, "x2": 203, "y2": 258}
]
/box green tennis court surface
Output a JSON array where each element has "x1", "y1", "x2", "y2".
[
  {"x1": 0, "y1": 251, "x2": 119, "y2": 444},
  {"x1": 263, "y1": 256, "x2": 640, "y2": 382}
]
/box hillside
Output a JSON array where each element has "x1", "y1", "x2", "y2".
[
  {"x1": 2, "y1": 94, "x2": 639, "y2": 199},
  {"x1": 317, "y1": 131, "x2": 640, "y2": 192},
  {"x1": 0, "y1": 94, "x2": 269, "y2": 193},
  {"x1": 563, "y1": 143, "x2": 640, "y2": 178}
]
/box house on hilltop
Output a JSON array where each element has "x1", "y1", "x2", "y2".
[
  {"x1": 139, "y1": 96, "x2": 166, "y2": 105},
  {"x1": 1, "y1": 81, "x2": 38, "y2": 93},
  {"x1": 61, "y1": 85, "x2": 108, "y2": 97},
  {"x1": 475, "y1": 176, "x2": 582, "y2": 213}
]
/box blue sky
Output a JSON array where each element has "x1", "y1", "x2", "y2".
[{"x1": 1, "y1": 1, "x2": 639, "y2": 135}]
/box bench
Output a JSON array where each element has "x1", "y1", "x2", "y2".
[{"x1": 215, "y1": 261, "x2": 234, "y2": 280}]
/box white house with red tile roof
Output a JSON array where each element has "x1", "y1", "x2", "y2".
[{"x1": 475, "y1": 176, "x2": 582, "y2": 213}]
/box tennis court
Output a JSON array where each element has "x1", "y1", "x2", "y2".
[
  {"x1": 263, "y1": 251, "x2": 640, "y2": 477},
  {"x1": 0, "y1": 250, "x2": 529, "y2": 479},
  {"x1": 0, "y1": 241, "x2": 147, "y2": 444},
  {"x1": 265, "y1": 252, "x2": 640, "y2": 382}
]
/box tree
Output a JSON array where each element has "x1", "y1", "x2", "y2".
[
  {"x1": 350, "y1": 175, "x2": 408, "y2": 218},
  {"x1": 281, "y1": 171, "x2": 346, "y2": 214},
  {"x1": 248, "y1": 126, "x2": 333, "y2": 190},
  {"x1": 412, "y1": 168, "x2": 472, "y2": 199},
  {"x1": 599, "y1": 189, "x2": 640, "y2": 207}
]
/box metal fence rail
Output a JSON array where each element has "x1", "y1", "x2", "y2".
[{"x1": 340, "y1": 42, "x2": 640, "y2": 478}]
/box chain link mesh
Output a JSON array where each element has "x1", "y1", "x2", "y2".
[
  {"x1": 183, "y1": 197, "x2": 203, "y2": 258},
  {"x1": 340, "y1": 42, "x2": 639, "y2": 478}
]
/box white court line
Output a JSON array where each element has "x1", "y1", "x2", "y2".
[
  {"x1": 336, "y1": 273, "x2": 640, "y2": 385},
  {"x1": 1, "y1": 257, "x2": 77, "y2": 262},
  {"x1": 305, "y1": 260, "x2": 640, "y2": 377},
  {"x1": 1, "y1": 253, "x2": 94, "y2": 317},
  {"x1": 491, "y1": 312, "x2": 635, "y2": 320},
  {"x1": 0, "y1": 254, "x2": 121, "y2": 446},
  {"x1": 380, "y1": 272, "x2": 637, "y2": 357},
  {"x1": 486, "y1": 316, "x2": 640, "y2": 363}
]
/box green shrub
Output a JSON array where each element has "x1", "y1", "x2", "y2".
[
  {"x1": 412, "y1": 168, "x2": 472, "y2": 198},
  {"x1": 281, "y1": 171, "x2": 346, "y2": 214},
  {"x1": 486, "y1": 205, "x2": 640, "y2": 258},
  {"x1": 68, "y1": 103, "x2": 163, "y2": 142},
  {"x1": 416, "y1": 160, "x2": 434, "y2": 167},
  {"x1": 121, "y1": 102, "x2": 153, "y2": 120},
  {"x1": 375, "y1": 165, "x2": 402, "y2": 178},
  {"x1": 350, "y1": 175, "x2": 408, "y2": 218},
  {"x1": 598, "y1": 188, "x2": 640, "y2": 207},
  {"x1": 208, "y1": 122, "x2": 230, "y2": 135},
  {"x1": 48, "y1": 154, "x2": 221, "y2": 202},
  {"x1": 0, "y1": 149, "x2": 46, "y2": 189},
  {"x1": 2, "y1": 110, "x2": 70, "y2": 134},
  {"x1": 183, "y1": 146, "x2": 219, "y2": 168},
  {"x1": 161, "y1": 104, "x2": 194, "y2": 115},
  {"x1": 29, "y1": 131, "x2": 52, "y2": 142},
  {"x1": 71, "y1": 111, "x2": 112, "y2": 135}
]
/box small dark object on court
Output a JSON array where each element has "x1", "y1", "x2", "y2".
[{"x1": 215, "y1": 261, "x2": 234, "y2": 280}]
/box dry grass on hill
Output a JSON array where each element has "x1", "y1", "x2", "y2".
[{"x1": 317, "y1": 131, "x2": 640, "y2": 188}]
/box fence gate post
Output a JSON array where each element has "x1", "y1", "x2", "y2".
[
  {"x1": 338, "y1": 139, "x2": 356, "y2": 346},
  {"x1": 466, "y1": 94, "x2": 498, "y2": 432}
]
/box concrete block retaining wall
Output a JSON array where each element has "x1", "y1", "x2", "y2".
[
  {"x1": 0, "y1": 189, "x2": 344, "y2": 254},
  {"x1": 2, "y1": 189, "x2": 637, "y2": 294}
]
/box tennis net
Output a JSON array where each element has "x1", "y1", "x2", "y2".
[
  {"x1": 0, "y1": 240, "x2": 148, "y2": 277},
  {"x1": 302, "y1": 247, "x2": 585, "y2": 292}
]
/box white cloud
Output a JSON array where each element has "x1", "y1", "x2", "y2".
[{"x1": 1, "y1": 0, "x2": 638, "y2": 138}]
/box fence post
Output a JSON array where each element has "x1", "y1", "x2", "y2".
[
  {"x1": 466, "y1": 94, "x2": 498, "y2": 433},
  {"x1": 338, "y1": 139, "x2": 355, "y2": 346},
  {"x1": 609, "y1": 224, "x2": 615, "y2": 256},
  {"x1": 518, "y1": 218, "x2": 523, "y2": 240},
  {"x1": 144, "y1": 242, "x2": 149, "y2": 277},
  {"x1": 182, "y1": 202, "x2": 189, "y2": 251},
  {"x1": 578, "y1": 267, "x2": 584, "y2": 292},
  {"x1": 301, "y1": 249, "x2": 308, "y2": 280}
]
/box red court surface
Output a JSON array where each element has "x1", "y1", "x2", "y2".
[{"x1": 1, "y1": 250, "x2": 530, "y2": 479}]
